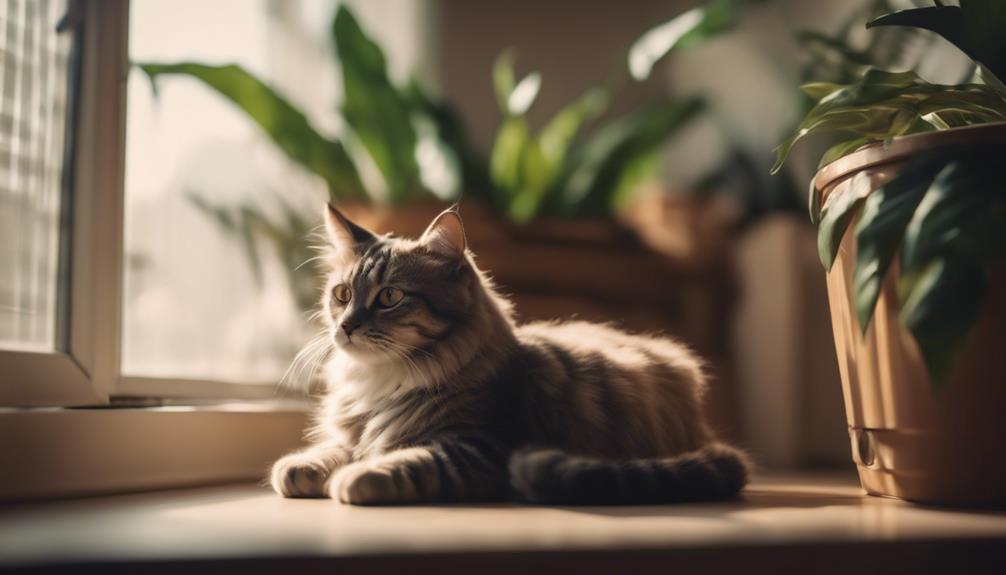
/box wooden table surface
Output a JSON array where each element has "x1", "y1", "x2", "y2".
[{"x1": 2, "y1": 473, "x2": 1005, "y2": 574}]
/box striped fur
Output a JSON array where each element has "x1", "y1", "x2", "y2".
[
  {"x1": 270, "y1": 205, "x2": 749, "y2": 505},
  {"x1": 509, "y1": 443, "x2": 750, "y2": 505}
]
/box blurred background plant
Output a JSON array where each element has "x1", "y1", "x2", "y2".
[
  {"x1": 138, "y1": 0, "x2": 765, "y2": 312},
  {"x1": 130, "y1": 0, "x2": 956, "y2": 338}
]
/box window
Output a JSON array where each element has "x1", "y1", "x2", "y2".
[
  {"x1": 122, "y1": 0, "x2": 431, "y2": 391},
  {"x1": 122, "y1": 0, "x2": 340, "y2": 384},
  {"x1": 0, "y1": 0, "x2": 111, "y2": 408},
  {"x1": 1, "y1": 0, "x2": 432, "y2": 406},
  {"x1": 0, "y1": 0, "x2": 74, "y2": 353}
]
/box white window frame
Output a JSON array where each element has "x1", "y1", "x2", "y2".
[
  {"x1": 1, "y1": 0, "x2": 296, "y2": 407},
  {"x1": 0, "y1": 0, "x2": 314, "y2": 500}
]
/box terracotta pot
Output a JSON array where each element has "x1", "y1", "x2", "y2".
[
  {"x1": 341, "y1": 199, "x2": 739, "y2": 439},
  {"x1": 813, "y1": 123, "x2": 1006, "y2": 507}
]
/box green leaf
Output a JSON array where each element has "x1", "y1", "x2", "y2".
[
  {"x1": 560, "y1": 97, "x2": 706, "y2": 217},
  {"x1": 899, "y1": 258, "x2": 985, "y2": 392},
  {"x1": 492, "y1": 51, "x2": 517, "y2": 115},
  {"x1": 492, "y1": 50, "x2": 542, "y2": 117},
  {"x1": 869, "y1": 1, "x2": 1006, "y2": 83},
  {"x1": 538, "y1": 89, "x2": 609, "y2": 168},
  {"x1": 816, "y1": 170, "x2": 871, "y2": 271},
  {"x1": 959, "y1": 0, "x2": 1006, "y2": 83},
  {"x1": 609, "y1": 150, "x2": 662, "y2": 208},
  {"x1": 402, "y1": 79, "x2": 491, "y2": 202},
  {"x1": 867, "y1": 6, "x2": 966, "y2": 51},
  {"x1": 508, "y1": 72, "x2": 542, "y2": 116},
  {"x1": 490, "y1": 117, "x2": 530, "y2": 195},
  {"x1": 901, "y1": 159, "x2": 989, "y2": 272},
  {"x1": 333, "y1": 6, "x2": 420, "y2": 203},
  {"x1": 503, "y1": 89, "x2": 609, "y2": 222},
  {"x1": 628, "y1": 0, "x2": 751, "y2": 81},
  {"x1": 801, "y1": 81, "x2": 844, "y2": 102},
  {"x1": 818, "y1": 137, "x2": 871, "y2": 168},
  {"x1": 772, "y1": 68, "x2": 1006, "y2": 173},
  {"x1": 853, "y1": 155, "x2": 944, "y2": 333},
  {"x1": 977, "y1": 63, "x2": 1006, "y2": 93},
  {"x1": 808, "y1": 176, "x2": 821, "y2": 225},
  {"x1": 508, "y1": 139, "x2": 550, "y2": 223},
  {"x1": 139, "y1": 62, "x2": 366, "y2": 201}
]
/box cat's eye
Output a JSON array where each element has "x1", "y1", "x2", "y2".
[
  {"x1": 332, "y1": 284, "x2": 352, "y2": 304},
  {"x1": 377, "y1": 287, "x2": 404, "y2": 308}
]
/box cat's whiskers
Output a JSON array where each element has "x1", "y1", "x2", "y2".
[
  {"x1": 280, "y1": 332, "x2": 333, "y2": 392},
  {"x1": 303, "y1": 340, "x2": 335, "y2": 392},
  {"x1": 284, "y1": 339, "x2": 326, "y2": 391},
  {"x1": 295, "y1": 253, "x2": 328, "y2": 272}
]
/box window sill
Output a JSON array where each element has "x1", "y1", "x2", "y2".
[
  {"x1": 0, "y1": 403, "x2": 309, "y2": 501},
  {"x1": 1, "y1": 474, "x2": 1004, "y2": 573}
]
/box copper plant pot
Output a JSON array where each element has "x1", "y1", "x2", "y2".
[{"x1": 813, "y1": 123, "x2": 1006, "y2": 507}]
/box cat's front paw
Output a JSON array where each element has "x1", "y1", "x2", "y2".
[
  {"x1": 270, "y1": 453, "x2": 331, "y2": 498},
  {"x1": 330, "y1": 462, "x2": 401, "y2": 505}
]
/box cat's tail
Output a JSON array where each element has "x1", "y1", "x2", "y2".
[{"x1": 508, "y1": 443, "x2": 751, "y2": 505}]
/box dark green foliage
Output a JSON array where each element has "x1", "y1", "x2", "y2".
[
  {"x1": 772, "y1": 69, "x2": 1006, "y2": 174},
  {"x1": 778, "y1": 1, "x2": 1006, "y2": 391},
  {"x1": 140, "y1": 63, "x2": 366, "y2": 201},
  {"x1": 139, "y1": 2, "x2": 755, "y2": 222},
  {"x1": 868, "y1": 0, "x2": 1006, "y2": 85},
  {"x1": 811, "y1": 144, "x2": 1006, "y2": 390},
  {"x1": 331, "y1": 6, "x2": 420, "y2": 202}
]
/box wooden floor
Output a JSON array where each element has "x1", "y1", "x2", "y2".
[{"x1": 2, "y1": 473, "x2": 1005, "y2": 574}]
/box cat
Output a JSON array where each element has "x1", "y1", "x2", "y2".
[{"x1": 270, "y1": 204, "x2": 750, "y2": 505}]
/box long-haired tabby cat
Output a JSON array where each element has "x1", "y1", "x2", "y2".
[{"x1": 270, "y1": 204, "x2": 749, "y2": 505}]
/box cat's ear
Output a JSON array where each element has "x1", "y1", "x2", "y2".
[
  {"x1": 420, "y1": 206, "x2": 467, "y2": 260},
  {"x1": 325, "y1": 203, "x2": 376, "y2": 259}
]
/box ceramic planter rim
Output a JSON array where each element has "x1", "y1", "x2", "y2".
[{"x1": 812, "y1": 121, "x2": 1006, "y2": 208}]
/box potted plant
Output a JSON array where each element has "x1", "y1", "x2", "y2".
[
  {"x1": 775, "y1": 0, "x2": 1006, "y2": 506},
  {"x1": 136, "y1": 1, "x2": 769, "y2": 436},
  {"x1": 137, "y1": 8, "x2": 759, "y2": 320}
]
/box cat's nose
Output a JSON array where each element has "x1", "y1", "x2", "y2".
[{"x1": 341, "y1": 319, "x2": 361, "y2": 337}]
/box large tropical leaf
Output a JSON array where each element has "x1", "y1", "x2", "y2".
[
  {"x1": 139, "y1": 63, "x2": 366, "y2": 201},
  {"x1": 817, "y1": 137, "x2": 872, "y2": 169},
  {"x1": 489, "y1": 52, "x2": 610, "y2": 221},
  {"x1": 402, "y1": 79, "x2": 490, "y2": 202},
  {"x1": 772, "y1": 69, "x2": 1006, "y2": 173},
  {"x1": 492, "y1": 50, "x2": 518, "y2": 115},
  {"x1": 332, "y1": 6, "x2": 420, "y2": 203},
  {"x1": 901, "y1": 158, "x2": 990, "y2": 271},
  {"x1": 866, "y1": 6, "x2": 966, "y2": 56},
  {"x1": 538, "y1": 89, "x2": 609, "y2": 170},
  {"x1": 900, "y1": 257, "x2": 985, "y2": 392},
  {"x1": 490, "y1": 118, "x2": 530, "y2": 201},
  {"x1": 852, "y1": 152, "x2": 947, "y2": 333},
  {"x1": 816, "y1": 170, "x2": 871, "y2": 271},
  {"x1": 558, "y1": 97, "x2": 706, "y2": 217},
  {"x1": 814, "y1": 142, "x2": 1006, "y2": 391},
  {"x1": 492, "y1": 51, "x2": 542, "y2": 117},
  {"x1": 628, "y1": 0, "x2": 760, "y2": 81},
  {"x1": 893, "y1": 145, "x2": 1006, "y2": 390},
  {"x1": 488, "y1": 52, "x2": 536, "y2": 211},
  {"x1": 868, "y1": 0, "x2": 1006, "y2": 85}
]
